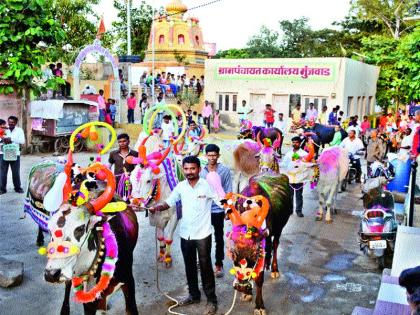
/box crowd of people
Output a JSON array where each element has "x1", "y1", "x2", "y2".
[{"x1": 139, "y1": 71, "x2": 204, "y2": 98}]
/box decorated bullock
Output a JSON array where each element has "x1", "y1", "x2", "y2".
[
  {"x1": 223, "y1": 173, "x2": 292, "y2": 315},
  {"x1": 315, "y1": 146, "x2": 349, "y2": 222},
  {"x1": 128, "y1": 137, "x2": 180, "y2": 267},
  {"x1": 238, "y1": 126, "x2": 283, "y2": 155},
  {"x1": 297, "y1": 122, "x2": 348, "y2": 155},
  {"x1": 24, "y1": 160, "x2": 66, "y2": 246},
  {"x1": 255, "y1": 130, "x2": 281, "y2": 173},
  {"x1": 43, "y1": 161, "x2": 139, "y2": 314}
]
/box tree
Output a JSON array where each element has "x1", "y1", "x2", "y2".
[
  {"x1": 179, "y1": 89, "x2": 200, "y2": 110},
  {"x1": 52, "y1": 0, "x2": 104, "y2": 63},
  {"x1": 360, "y1": 25, "x2": 420, "y2": 109},
  {"x1": 0, "y1": 0, "x2": 67, "y2": 151},
  {"x1": 0, "y1": 0, "x2": 66, "y2": 96},
  {"x1": 213, "y1": 48, "x2": 250, "y2": 59},
  {"x1": 112, "y1": 0, "x2": 153, "y2": 59},
  {"x1": 351, "y1": 0, "x2": 419, "y2": 38},
  {"x1": 246, "y1": 26, "x2": 282, "y2": 58}
]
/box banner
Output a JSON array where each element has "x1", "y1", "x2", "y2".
[{"x1": 214, "y1": 62, "x2": 336, "y2": 81}]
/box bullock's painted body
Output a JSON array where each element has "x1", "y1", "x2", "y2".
[
  {"x1": 315, "y1": 147, "x2": 349, "y2": 222},
  {"x1": 233, "y1": 173, "x2": 292, "y2": 314},
  {"x1": 130, "y1": 158, "x2": 179, "y2": 267}
]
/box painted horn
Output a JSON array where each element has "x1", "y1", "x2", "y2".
[
  {"x1": 84, "y1": 163, "x2": 116, "y2": 214},
  {"x1": 256, "y1": 131, "x2": 262, "y2": 147},
  {"x1": 141, "y1": 136, "x2": 150, "y2": 146},
  {"x1": 62, "y1": 150, "x2": 74, "y2": 202},
  {"x1": 155, "y1": 145, "x2": 171, "y2": 166},
  {"x1": 273, "y1": 131, "x2": 282, "y2": 149},
  {"x1": 199, "y1": 127, "x2": 206, "y2": 140}
]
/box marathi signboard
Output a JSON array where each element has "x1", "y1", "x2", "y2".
[{"x1": 214, "y1": 61, "x2": 336, "y2": 81}]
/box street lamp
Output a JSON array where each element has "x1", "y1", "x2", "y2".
[{"x1": 127, "y1": 0, "x2": 132, "y2": 96}]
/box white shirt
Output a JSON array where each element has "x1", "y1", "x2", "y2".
[
  {"x1": 306, "y1": 108, "x2": 318, "y2": 121},
  {"x1": 346, "y1": 125, "x2": 362, "y2": 138},
  {"x1": 400, "y1": 134, "x2": 413, "y2": 155},
  {"x1": 0, "y1": 127, "x2": 25, "y2": 155},
  {"x1": 273, "y1": 120, "x2": 287, "y2": 134},
  {"x1": 281, "y1": 149, "x2": 308, "y2": 171},
  {"x1": 166, "y1": 178, "x2": 219, "y2": 240},
  {"x1": 238, "y1": 105, "x2": 251, "y2": 120},
  {"x1": 161, "y1": 122, "x2": 174, "y2": 140},
  {"x1": 340, "y1": 137, "x2": 364, "y2": 159}
]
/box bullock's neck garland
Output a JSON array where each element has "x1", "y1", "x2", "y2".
[{"x1": 72, "y1": 219, "x2": 118, "y2": 303}]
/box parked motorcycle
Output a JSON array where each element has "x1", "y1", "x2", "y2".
[
  {"x1": 341, "y1": 150, "x2": 364, "y2": 191},
  {"x1": 359, "y1": 182, "x2": 398, "y2": 269}
]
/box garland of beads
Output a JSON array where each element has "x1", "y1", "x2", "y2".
[{"x1": 72, "y1": 220, "x2": 118, "y2": 303}]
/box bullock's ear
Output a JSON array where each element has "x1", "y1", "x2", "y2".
[{"x1": 87, "y1": 215, "x2": 103, "y2": 231}]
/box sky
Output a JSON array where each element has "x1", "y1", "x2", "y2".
[{"x1": 96, "y1": 0, "x2": 351, "y2": 51}]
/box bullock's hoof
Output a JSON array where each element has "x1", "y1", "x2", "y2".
[
  {"x1": 325, "y1": 218, "x2": 333, "y2": 224},
  {"x1": 254, "y1": 308, "x2": 267, "y2": 315},
  {"x1": 271, "y1": 271, "x2": 281, "y2": 279},
  {"x1": 241, "y1": 294, "x2": 253, "y2": 302},
  {"x1": 315, "y1": 215, "x2": 323, "y2": 221}
]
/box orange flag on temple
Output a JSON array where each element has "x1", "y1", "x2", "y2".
[{"x1": 96, "y1": 16, "x2": 106, "y2": 39}]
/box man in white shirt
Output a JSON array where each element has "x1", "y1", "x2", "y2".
[
  {"x1": 306, "y1": 103, "x2": 318, "y2": 122},
  {"x1": 160, "y1": 115, "x2": 175, "y2": 148},
  {"x1": 281, "y1": 136, "x2": 308, "y2": 217},
  {"x1": 149, "y1": 156, "x2": 219, "y2": 315},
  {"x1": 340, "y1": 130, "x2": 364, "y2": 183},
  {"x1": 237, "y1": 100, "x2": 253, "y2": 125},
  {"x1": 0, "y1": 116, "x2": 25, "y2": 194},
  {"x1": 399, "y1": 127, "x2": 413, "y2": 157},
  {"x1": 273, "y1": 113, "x2": 287, "y2": 134}
]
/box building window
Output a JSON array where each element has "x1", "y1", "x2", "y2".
[
  {"x1": 217, "y1": 93, "x2": 237, "y2": 112},
  {"x1": 159, "y1": 35, "x2": 165, "y2": 44},
  {"x1": 178, "y1": 34, "x2": 185, "y2": 44},
  {"x1": 322, "y1": 98, "x2": 327, "y2": 107},
  {"x1": 195, "y1": 35, "x2": 199, "y2": 45},
  {"x1": 225, "y1": 95, "x2": 229, "y2": 111}
]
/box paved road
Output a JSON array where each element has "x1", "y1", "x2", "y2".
[{"x1": 0, "y1": 151, "x2": 382, "y2": 315}]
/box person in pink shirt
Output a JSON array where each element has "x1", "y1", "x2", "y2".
[
  {"x1": 202, "y1": 100, "x2": 213, "y2": 132},
  {"x1": 361, "y1": 116, "x2": 370, "y2": 134},
  {"x1": 97, "y1": 89, "x2": 106, "y2": 122},
  {"x1": 127, "y1": 92, "x2": 137, "y2": 123}
]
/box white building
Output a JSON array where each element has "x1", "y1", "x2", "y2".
[{"x1": 204, "y1": 57, "x2": 380, "y2": 126}]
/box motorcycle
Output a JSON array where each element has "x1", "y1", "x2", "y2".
[
  {"x1": 341, "y1": 150, "x2": 365, "y2": 191},
  {"x1": 359, "y1": 180, "x2": 398, "y2": 269}
]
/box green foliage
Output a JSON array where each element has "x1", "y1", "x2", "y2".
[
  {"x1": 246, "y1": 25, "x2": 282, "y2": 58},
  {"x1": 351, "y1": 0, "x2": 418, "y2": 38},
  {"x1": 361, "y1": 25, "x2": 420, "y2": 108},
  {"x1": 215, "y1": 17, "x2": 360, "y2": 59},
  {"x1": 112, "y1": 0, "x2": 153, "y2": 59},
  {"x1": 214, "y1": 48, "x2": 250, "y2": 59},
  {"x1": 179, "y1": 89, "x2": 200, "y2": 110},
  {"x1": 0, "y1": 0, "x2": 66, "y2": 95},
  {"x1": 174, "y1": 50, "x2": 188, "y2": 65},
  {"x1": 53, "y1": 0, "x2": 104, "y2": 63}
]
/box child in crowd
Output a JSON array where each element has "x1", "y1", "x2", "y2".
[
  {"x1": 109, "y1": 99, "x2": 117, "y2": 127},
  {"x1": 213, "y1": 110, "x2": 220, "y2": 133},
  {"x1": 197, "y1": 113, "x2": 204, "y2": 126},
  {"x1": 160, "y1": 115, "x2": 174, "y2": 148},
  {"x1": 186, "y1": 109, "x2": 193, "y2": 124}
]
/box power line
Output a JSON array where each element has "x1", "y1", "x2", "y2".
[{"x1": 153, "y1": 0, "x2": 224, "y2": 20}]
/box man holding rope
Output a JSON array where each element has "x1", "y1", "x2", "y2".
[{"x1": 149, "y1": 155, "x2": 219, "y2": 315}]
